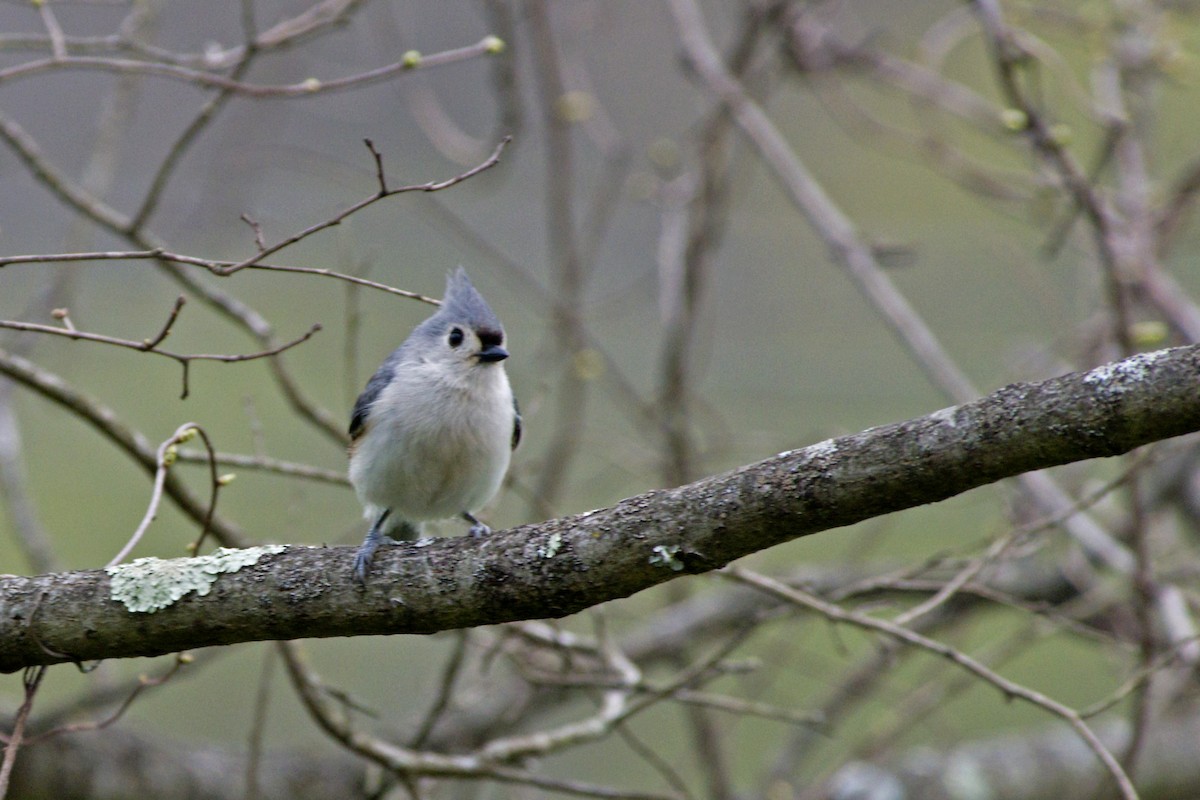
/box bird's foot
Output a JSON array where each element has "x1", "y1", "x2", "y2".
[
  {"x1": 352, "y1": 540, "x2": 379, "y2": 586},
  {"x1": 353, "y1": 526, "x2": 399, "y2": 585},
  {"x1": 463, "y1": 511, "x2": 491, "y2": 539}
]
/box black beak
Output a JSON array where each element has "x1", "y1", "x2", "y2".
[{"x1": 478, "y1": 344, "x2": 509, "y2": 363}]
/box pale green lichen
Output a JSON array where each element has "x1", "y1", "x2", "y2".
[
  {"x1": 106, "y1": 545, "x2": 286, "y2": 613},
  {"x1": 650, "y1": 544, "x2": 684, "y2": 571},
  {"x1": 537, "y1": 532, "x2": 563, "y2": 558}
]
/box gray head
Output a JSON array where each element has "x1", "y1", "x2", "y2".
[{"x1": 408, "y1": 267, "x2": 508, "y2": 370}]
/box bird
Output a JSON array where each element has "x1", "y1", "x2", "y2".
[{"x1": 347, "y1": 267, "x2": 520, "y2": 584}]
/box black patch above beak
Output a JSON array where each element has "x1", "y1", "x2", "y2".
[{"x1": 478, "y1": 344, "x2": 509, "y2": 363}]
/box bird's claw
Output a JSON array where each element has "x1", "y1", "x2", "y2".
[{"x1": 352, "y1": 542, "x2": 377, "y2": 586}]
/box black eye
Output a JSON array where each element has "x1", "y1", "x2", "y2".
[{"x1": 448, "y1": 327, "x2": 464, "y2": 347}]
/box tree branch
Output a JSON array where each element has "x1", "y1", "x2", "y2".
[
  {"x1": 824, "y1": 711, "x2": 1200, "y2": 800},
  {"x1": 2, "y1": 344, "x2": 1200, "y2": 672}
]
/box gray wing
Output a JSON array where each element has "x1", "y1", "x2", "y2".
[
  {"x1": 349, "y1": 349, "x2": 403, "y2": 440},
  {"x1": 511, "y1": 396, "x2": 522, "y2": 450}
]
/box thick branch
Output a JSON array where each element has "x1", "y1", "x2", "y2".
[{"x1": 2, "y1": 345, "x2": 1199, "y2": 672}]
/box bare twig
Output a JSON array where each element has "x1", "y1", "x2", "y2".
[
  {"x1": 0, "y1": 0, "x2": 366, "y2": 68},
  {"x1": 0, "y1": 666, "x2": 46, "y2": 799},
  {"x1": 276, "y1": 641, "x2": 679, "y2": 800},
  {"x1": 175, "y1": 449, "x2": 349, "y2": 486},
  {"x1": 0, "y1": 249, "x2": 439, "y2": 304},
  {"x1": 106, "y1": 423, "x2": 219, "y2": 567},
  {"x1": 24, "y1": 654, "x2": 193, "y2": 744},
  {"x1": 219, "y1": 136, "x2": 510, "y2": 274},
  {"x1": 971, "y1": 0, "x2": 1133, "y2": 354},
  {"x1": 725, "y1": 567, "x2": 1139, "y2": 800},
  {"x1": 0, "y1": 305, "x2": 321, "y2": 400},
  {"x1": 0, "y1": 37, "x2": 503, "y2": 98},
  {"x1": 36, "y1": 3, "x2": 66, "y2": 60},
  {"x1": 410, "y1": 632, "x2": 470, "y2": 749}
]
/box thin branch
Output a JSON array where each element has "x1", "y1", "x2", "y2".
[
  {"x1": 23, "y1": 654, "x2": 192, "y2": 744},
  {"x1": 0, "y1": 0, "x2": 366, "y2": 67},
  {"x1": 668, "y1": 0, "x2": 975, "y2": 401},
  {"x1": 276, "y1": 641, "x2": 679, "y2": 800},
  {"x1": 175, "y1": 449, "x2": 349, "y2": 486},
  {"x1": 724, "y1": 567, "x2": 1138, "y2": 800},
  {"x1": 971, "y1": 0, "x2": 1133, "y2": 354},
  {"x1": 0, "y1": 666, "x2": 46, "y2": 799},
  {"x1": 409, "y1": 632, "x2": 470, "y2": 749},
  {"x1": 0, "y1": 249, "x2": 439, "y2": 304},
  {"x1": 219, "y1": 136, "x2": 511, "y2": 274},
  {"x1": 0, "y1": 110, "x2": 133, "y2": 234},
  {"x1": 36, "y1": 2, "x2": 66, "y2": 60},
  {"x1": 143, "y1": 296, "x2": 187, "y2": 349},
  {"x1": 0, "y1": 37, "x2": 503, "y2": 97},
  {"x1": 107, "y1": 423, "x2": 208, "y2": 568},
  {"x1": 0, "y1": 310, "x2": 321, "y2": 400},
  {"x1": 970, "y1": 0, "x2": 1115, "y2": 240}
]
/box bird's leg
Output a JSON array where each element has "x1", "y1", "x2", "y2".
[
  {"x1": 353, "y1": 509, "x2": 391, "y2": 585},
  {"x1": 354, "y1": 513, "x2": 423, "y2": 584},
  {"x1": 463, "y1": 511, "x2": 491, "y2": 538}
]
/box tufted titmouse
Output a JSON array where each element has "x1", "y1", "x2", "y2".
[{"x1": 348, "y1": 267, "x2": 520, "y2": 583}]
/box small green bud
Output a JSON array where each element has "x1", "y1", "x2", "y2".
[
  {"x1": 1000, "y1": 108, "x2": 1028, "y2": 131},
  {"x1": 401, "y1": 50, "x2": 422, "y2": 69},
  {"x1": 482, "y1": 35, "x2": 506, "y2": 55}
]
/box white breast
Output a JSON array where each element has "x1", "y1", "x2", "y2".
[{"x1": 349, "y1": 360, "x2": 513, "y2": 526}]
